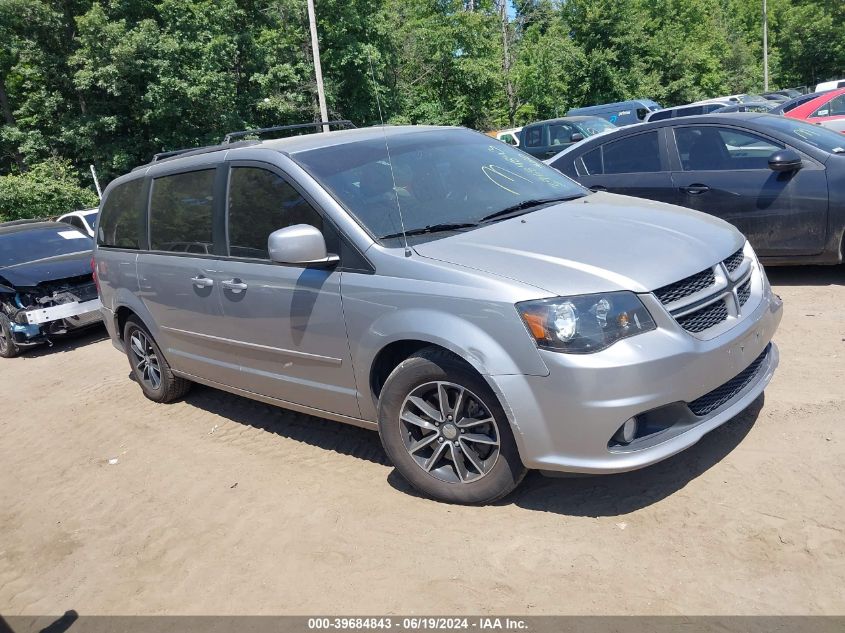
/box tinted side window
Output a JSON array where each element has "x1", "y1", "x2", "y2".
[
  {"x1": 524, "y1": 126, "x2": 543, "y2": 147},
  {"x1": 227, "y1": 167, "x2": 323, "y2": 259},
  {"x1": 648, "y1": 110, "x2": 672, "y2": 122},
  {"x1": 679, "y1": 106, "x2": 704, "y2": 116},
  {"x1": 149, "y1": 169, "x2": 215, "y2": 252},
  {"x1": 602, "y1": 132, "x2": 661, "y2": 174},
  {"x1": 97, "y1": 178, "x2": 145, "y2": 249},
  {"x1": 815, "y1": 94, "x2": 845, "y2": 117},
  {"x1": 63, "y1": 216, "x2": 83, "y2": 230},
  {"x1": 675, "y1": 126, "x2": 782, "y2": 171},
  {"x1": 548, "y1": 123, "x2": 576, "y2": 146}
]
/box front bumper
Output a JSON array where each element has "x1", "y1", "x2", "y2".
[
  {"x1": 491, "y1": 268, "x2": 783, "y2": 473},
  {"x1": 22, "y1": 298, "x2": 102, "y2": 326},
  {"x1": 10, "y1": 299, "x2": 103, "y2": 345}
]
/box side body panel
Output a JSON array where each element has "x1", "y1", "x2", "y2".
[{"x1": 666, "y1": 123, "x2": 830, "y2": 257}]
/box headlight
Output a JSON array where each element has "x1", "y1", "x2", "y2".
[{"x1": 517, "y1": 292, "x2": 656, "y2": 354}]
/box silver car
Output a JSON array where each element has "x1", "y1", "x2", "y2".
[{"x1": 94, "y1": 125, "x2": 782, "y2": 503}]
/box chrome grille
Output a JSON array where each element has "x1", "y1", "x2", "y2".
[
  {"x1": 737, "y1": 279, "x2": 751, "y2": 307},
  {"x1": 688, "y1": 344, "x2": 770, "y2": 416},
  {"x1": 723, "y1": 248, "x2": 745, "y2": 274},
  {"x1": 654, "y1": 268, "x2": 716, "y2": 305},
  {"x1": 676, "y1": 300, "x2": 729, "y2": 333}
]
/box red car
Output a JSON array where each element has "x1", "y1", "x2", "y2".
[{"x1": 784, "y1": 87, "x2": 845, "y2": 134}]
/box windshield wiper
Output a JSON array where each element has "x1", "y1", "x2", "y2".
[
  {"x1": 379, "y1": 222, "x2": 479, "y2": 240},
  {"x1": 479, "y1": 194, "x2": 587, "y2": 224}
]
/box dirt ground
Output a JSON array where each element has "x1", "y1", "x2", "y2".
[{"x1": 0, "y1": 266, "x2": 843, "y2": 616}]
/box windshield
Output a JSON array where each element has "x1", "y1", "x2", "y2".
[
  {"x1": 759, "y1": 116, "x2": 845, "y2": 153},
  {"x1": 82, "y1": 210, "x2": 98, "y2": 225},
  {"x1": 292, "y1": 128, "x2": 587, "y2": 241},
  {"x1": 0, "y1": 226, "x2": 93, "y2": 267},
  {"x1": 578, "y1": 118, "x2": 616, "y2": 135}
]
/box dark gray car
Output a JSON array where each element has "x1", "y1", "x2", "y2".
[
  {"x1": 548, "y1": 113, "x2": 845, "y2": 265},
  {"x1": 518, "y1": 116, "x2": 616, "y2": 159},
  {"x1": 94, "y1": 125, "x2": 782, "y2": 503}
]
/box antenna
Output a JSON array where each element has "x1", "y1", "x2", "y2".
[{"x1": 368, "y1": 54, "x2": 411, "y2": 257}]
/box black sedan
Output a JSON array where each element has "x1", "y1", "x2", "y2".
[
  {"x1": 0, "y1": 222, "x2": 102, "y2": 357},
  {"x1": 547, "y1": 113, "x2": 845, "y2": 265}
]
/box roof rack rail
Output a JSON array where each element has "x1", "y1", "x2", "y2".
[
  {"x1": 221, "y1": 120, "x2": 356, "y2": 144},
  {"x1": 152, "y1": 146, "x2": 216, "y2": 162}
]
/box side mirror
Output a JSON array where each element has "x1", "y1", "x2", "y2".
[
  {"x1": 268, "y1": 224, "x2": 339, "y2": 266},
  {"x1": 768, "y1": 149, "x2": 803, "y2": 172},
  {"x1": 570, "y1": 132, "x2": 585, "y2": 143}
]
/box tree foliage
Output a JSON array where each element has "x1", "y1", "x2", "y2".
[
  {"x1": 0, "y1": 159, "x2": 99, "y2": 220},
  {"x1": 0, "y1": 0, "x2": 843, "y2": 220}
]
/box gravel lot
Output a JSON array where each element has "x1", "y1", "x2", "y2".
[{"x1": 1, "y1": 266, "x2": 843, "y2": 615}]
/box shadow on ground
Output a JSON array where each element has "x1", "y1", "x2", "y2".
[
  {"x1": 182, "y1": 377, "x2": 762, "y2": 516},
  {"x1": 765, "y1": 264, "x2": 844, "y2": 287},
  {"x1": 183, "y1": 384, "x2": 390, "y2": 467},
  {"x1": 16, "y1": 325, "x2": 107, "y2": 360}
]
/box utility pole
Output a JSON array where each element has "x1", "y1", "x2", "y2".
[
  {"x1": 499, "y1": 1, "x2": 516, "y2": 125},
  {"x1": 763, "y1": 0, "x2": 769, "y2": 91},
  {"x1": 306, "y1": 0, "x2": 329, "y2": 132}
]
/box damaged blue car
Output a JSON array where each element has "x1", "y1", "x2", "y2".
[{"x1": 0, "y1": 221, "x2": 102, "y2": 357}]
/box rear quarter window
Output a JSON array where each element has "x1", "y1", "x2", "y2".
[
  {"x1": 97, "y1": 178, "x2": 145, "y2": 249},
  {"x1": 581, "y1": 148, "x2": 603, "y2": 175}
]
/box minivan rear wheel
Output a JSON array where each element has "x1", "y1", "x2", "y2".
[
  {"x1": 124, "y1": 317, "x2": 191, "y2": 403},
  {"x1": 378, "y1": 348, "x2": 526, "y2": 504}
]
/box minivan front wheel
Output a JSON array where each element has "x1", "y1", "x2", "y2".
[
  {"x1": 124, "y1": 317, "x2": 191, "y2": 403},
  {"x1": 378, "y1": 349, "x2": 526, "y2": 504}
]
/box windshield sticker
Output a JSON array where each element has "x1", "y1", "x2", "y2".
[{"x1": 58, "y1": 230, "x2": 88, "y2": 240}]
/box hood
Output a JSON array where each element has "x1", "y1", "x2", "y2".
[
  {"x1": 0, "y1": 251, "x2": 93, "y2": 289},
  {"x1": 413, "y1": 192, "x2": 745, "y2": 296}
]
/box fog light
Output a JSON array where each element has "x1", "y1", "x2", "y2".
[{"x1": 613, "y1": 417, "x2": 638, "y2": 444}]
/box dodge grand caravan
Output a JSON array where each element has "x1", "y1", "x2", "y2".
[{"x1": 94, "y1": 124, "x2": 782, "y2": 504}]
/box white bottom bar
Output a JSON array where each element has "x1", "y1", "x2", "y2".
[{"x1": 24, "y1": 299, "x2": 103, "y2": 325}]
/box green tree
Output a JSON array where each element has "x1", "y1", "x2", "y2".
[{"x1": 0, "y1": 159, "x2": 99, "y2": 221}]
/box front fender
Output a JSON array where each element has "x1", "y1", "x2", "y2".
[{"x1": 351, "y1": 307, "x2": 549, "y2": 422}]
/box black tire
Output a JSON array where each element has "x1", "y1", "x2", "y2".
[
  {"x1": 124, "y1": 317, "x2": 191, "y2": 403},
  {"x1": 378, "y1": 348, "x2": 526, "y2": 504},
  {"x1": 0, "y1": 313, "x2": 20, "y2": 359}
]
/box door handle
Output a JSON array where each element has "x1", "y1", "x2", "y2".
[
  {"x1": 589, "y1": 185, "x2": 608, "y2": 192},
  {"x1": 681, "y1": 184, "x2": 710, "y2": 195},
  {"x1": 190, "y1": 276, "x2": 214, "y2": 288},
  {"x1": 222, "y1": 279, "x2": 248, "y2": 293}
]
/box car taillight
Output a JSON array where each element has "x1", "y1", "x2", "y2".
[{"x1": 91, "y1": 255, "x2": 100, "y2": 294}]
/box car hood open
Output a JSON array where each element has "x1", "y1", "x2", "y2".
[
  {"x1": 0, "y1": 251, "x2": 93, "y2": 288},
  {"x1": 413, "y1": 192, "x2": 745, "y2": 297}
]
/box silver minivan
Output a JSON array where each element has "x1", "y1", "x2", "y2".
[{"x1": 94, "y1": 125, "x2": 782, "y2": 503}]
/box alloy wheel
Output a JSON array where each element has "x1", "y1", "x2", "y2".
[
  {"x1": 399, "y1": 381, "x2": 500, "y2": 484},
  {"x1": 129, "y1": 330, "x2": 162, "y2": 391}
]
